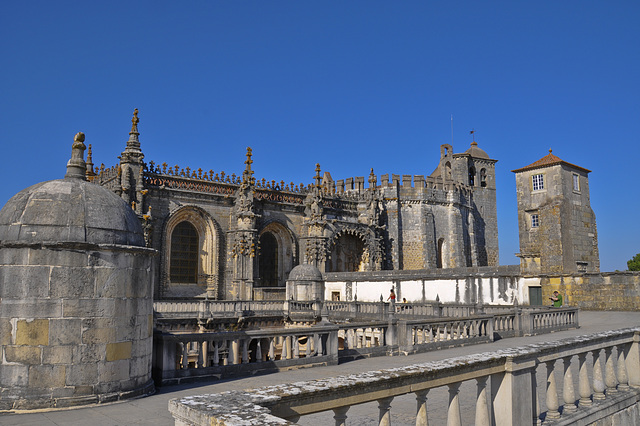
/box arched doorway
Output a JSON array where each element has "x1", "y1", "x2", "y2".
[{"x1": 259, "y1": 232, "x2": 278, "y2": 287}]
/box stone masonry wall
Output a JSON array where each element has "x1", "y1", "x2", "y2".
[{"x1": 0, "y1": 243, "x2": 155, "y2": 409}]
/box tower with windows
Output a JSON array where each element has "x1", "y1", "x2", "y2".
[{"x1": 512, "y1": 150, "x2": 599, "y2": 275}]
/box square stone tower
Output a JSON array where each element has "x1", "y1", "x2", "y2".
[{"x1": 512, "y1": 150, "x2": 599, "y2": 275}]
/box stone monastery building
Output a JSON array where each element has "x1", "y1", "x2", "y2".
[
  {"x1": 95, "y1": 110, "x2": 499, "y2": 301},
  {"x1": 2, "y1": 109, "x2": 624, "y2": 411}
]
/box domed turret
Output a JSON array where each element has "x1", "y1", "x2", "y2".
[{"x1": 0, "y1": 132, "x2": 155, "y2": 410}]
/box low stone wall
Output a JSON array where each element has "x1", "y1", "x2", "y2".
[{"x1": 538, "y1": 272, "x2": 640, "y2": 311}]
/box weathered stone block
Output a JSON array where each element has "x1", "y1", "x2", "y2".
[
  {"x1": 42, "y1": 345, "x2": 73, "y2": 365},
  {"x1": 5, "y1": 345, "x2": 42, "y2": 364},
  {"x1": 82, "y1": 327, "x2": 116, "y2": 344},
  {"x1": 98, "y1": 359, "x2": 130, "y2": 383},
  {"x1": 50, "y1": 267, "x2": 95, "y2": 298},
  {"x1": 0, "y1": 299, "x2": 62, "y2": 318},
  {"x1": 0, "y1": 318, "x2": 12, "y2": 345},
  {"x1": 72, "y1": 343, "x2": 106, "y2": 364},
  {"x1": 15, "y1": 319, "x2": 49, "y2": 346},
  {"x1": 49, "y1": 318, "x2": 82, "y2": 345},
  {"x1": 0, "y1": 247, "x2": 29, "y2": 266},
  {"x1": 28, "y1": 365, "x2": 65, "y2": 388},
  {"x1": 63, "y1": 298, "x2": 115, "y2": 318},
  {"x1": 28, "y1": 249, "x2": 87, "y2": 268},
  {"x1": 0, "y1": 265, "x2": 51, "y2": 298},
  {"x1": 0, "y1": 364, "x2": 29, "y2": 387},
  {"x1": 65, "y1": 363, "x2": 98, "y2": 386},
  {"x1": 95, "y1": 268, "x2": 127, "y2": 298},
  {"x1": 106, "y1": 341, "x2": 132, "y2": 361}
]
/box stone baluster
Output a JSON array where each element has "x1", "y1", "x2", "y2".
[
  {"x1": 577, "y1": 352, "x2": 592, "y2": 407},
  {"x1": 282, "y1": 336, "x2": 290, "y2": 360},
  {"x1": 627, "y1": 332, "x2": 640, "y2": 387},
  {"x1": 333, "y1": 406, "x2": 349, "y2": 426},
  {"x1": 447, "y1": 382, "x2": 462, "y2": 426},
  {"x1": 592, "y1": 349, "x2": 606, "y2": 400},
  {"x1": 241, "y1": 339, "x2": 249, "y2": 364},
  {"x1": 181, "y1": 342, "x2": 189, "y2": 369},
  {"x1": 545, "y1": 360, "x2": 560, "y2": 420},
  {"x1": 197, "y1": 341, "x2": 204, "y2": 368},
  {"x1": 377, "y1": 396, "x2": 393, "y2": 426},
  {"x1": 255, "y1": 339, "x2": 262, "y2": 362},
  {"x1": 213, "y1": 341, "x2": 219, "y2": 366},
  {"x1": 616, "y1": 344, "x2": 629, "y2": 391},
  {"x1": 293, "y1": 336, "x2": 300, "y2": 358},
  {"x1": 316, "y1": 333, "x2": 324, "y2": 356},
  {"x1": 415, "y1": 389, "x2": 429, "y2": 426},
  {"x1": 604, "y1": 347, "x2": 618, "y2": 394},
  {"x1": 475, "y1": 377, "x2": 490, "y2": 426},
  {"x1": 269, "y1": 337, "x2": 276, "y2": 361},
  {"x1": 562, "y1": 356, "x2": 577, "y2": 414},
  {"x1": 227, "y1": 340, "x2": 238, "y2": 365}
]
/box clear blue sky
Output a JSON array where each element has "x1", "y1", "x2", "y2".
[{"x1": 1, "y1": 1, "x2": 638, "y2": 271}]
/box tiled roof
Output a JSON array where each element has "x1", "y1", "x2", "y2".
[{"x1": 511, "y1": 150, "x2": 591, "y2": 173}]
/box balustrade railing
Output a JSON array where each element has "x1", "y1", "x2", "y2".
[
  {"x1": 154, "y1": 325, "x2": 339, "y2": 385},
  {"x1": 169, "y1": 328, "x2": 640, "y2": 426}
]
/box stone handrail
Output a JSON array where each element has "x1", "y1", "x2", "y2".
[{"x1": 169, "y1": 328, "x2": 640, "y2": 425}]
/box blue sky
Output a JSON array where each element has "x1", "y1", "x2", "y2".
[{"x1": 1, "y1": 1, "x2": 638, "y2": 271}]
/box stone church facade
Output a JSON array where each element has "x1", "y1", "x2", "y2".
[{"x1": 93, "y1": 110, "x2": 499, "y2": 301}]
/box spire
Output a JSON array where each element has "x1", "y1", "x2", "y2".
[
  {"x1": 65, "y1": 132, "x2": 87, "y2": 180},
  {"x1": 242, "y1": 147, "x2": 255, "y2": 185},
  {"x1": 124, "y1": 108, "x2": 141, "y2": 153},
  {"x1": 85, "y1": 144, "x2": 96, "y2": 178}
]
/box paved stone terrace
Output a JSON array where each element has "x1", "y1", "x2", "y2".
[{"x1": 2, "y1": 311, "x2": 640, "y2": 426}]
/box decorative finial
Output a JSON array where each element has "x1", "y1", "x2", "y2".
[
  {"x1": 65, "y1": 132, "x2": 87, "y2": 180},
  {"x1": 549, "y1": 148, "x2": 553, "y2": 153},
  {"x1": 85, "y1": 144, "x2": 96, "y2": 177},
  {"x1": 469, "y1": 129, "x2": 476, "y2": 144},
  {"x1": 123, "y1": 108, "x2": 142, "y2": 153},
  {"x1": 314, "y1": 163, "x2": 322, "y2": 188},
  {"x1": 242, "y1": 147, "x2": 254, "y2": 185},
  {"x1": 131, "y1": 108, "x2": 139, "y2": 133}
]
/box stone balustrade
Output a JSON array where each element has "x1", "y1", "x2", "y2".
[
  {"x1": 153, "y1": 309, "x2": 578, "y2": 386},
  {"x1": 169, "y1": 329, "x2": 640, "y2": 426},
  {"x1": 155, "y1": 299, "x2": 529, "y2": 323},
  {"x1": 153, "y1": 324, "x2": 340, "y2": 385}
]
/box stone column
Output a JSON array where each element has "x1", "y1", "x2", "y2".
[
  {"x1": 475, "y1": 377, "x2": 490, "y2": 426},
  {"x1": 604, "y1": 347, "x2": 618, "y2": 394}
]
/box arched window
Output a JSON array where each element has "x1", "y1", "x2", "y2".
[
  {"x1": 259, "y1": 232, "x2": 279, "y2": 287},
  {"x1": 480, "y1": 168, "x2": 487, "y2": 187},
  {"x1": 436, "y1": 238, "x2": 445, "y2": 269},
  {"x1": 170, "y1": 221, "x2": 198, "y2": 283},
  {"x1": 445, "y1": 162, "x2": 452, "y2": 180},
  {"x1": 469, "y1": 166, "x2": 476, "y2": 186}
]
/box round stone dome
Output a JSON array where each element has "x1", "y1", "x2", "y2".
[
  {"x1": 0, "y1": 178, "x2": 144, "y2": 246},
  {"x1": 288, "y1": 264, "x2": 323, "y2": 281},
  {"x1": 464, "y1": 141, "x2": 490, "y2": 159}
]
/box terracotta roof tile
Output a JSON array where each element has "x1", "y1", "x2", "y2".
[{"x1": 511, "y1": 150, "x2": 591, "y2": 173}]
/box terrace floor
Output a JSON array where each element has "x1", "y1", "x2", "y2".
[{"x1": 3, "y1": 311, "x2": 640, "y2": 426}]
